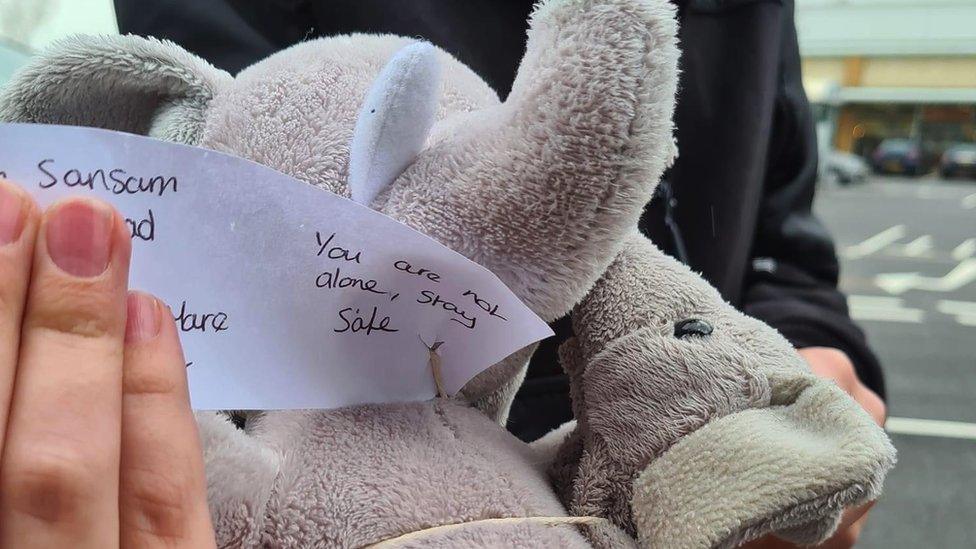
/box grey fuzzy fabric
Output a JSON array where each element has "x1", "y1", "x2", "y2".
[
  {"x1": 0, "y1": 0, "x2": 895, "y2": 546},
  {"x1": 550, "y1": 233, "x2": 896, "y2": 547},
  {"x1": 378, "y1": 0, "x2": 680, "y2": 322},
  {"x1": 0, "y1": 34, "x2": 231, "y2": 143},
  {"x1": 195, "y1": 400, "x2": 637, "y2": 547},
  {"x1": 458, "y1": 344, "x2": 536, "y2": 425}
]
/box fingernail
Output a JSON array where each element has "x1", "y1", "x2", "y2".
[
  {"x1": 0, "y1": 182, "x2": 27, "y2": 245},
  {"x1": 45, "y1": 200, "x2": 114, "y2": 277},
  {"x1": 126, "y1": 292, "x2": 161, "y2": 343}
]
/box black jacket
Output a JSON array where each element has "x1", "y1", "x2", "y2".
[{"x1": 116, "y1": 0, "x2": 885, "y2": 440}]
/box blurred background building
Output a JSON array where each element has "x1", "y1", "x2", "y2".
[
  {"x1": 3, "y1": 0, "x2": 975, "y2": 173},
  {"x1": 0, "y1": 37, "x2": 27, "y2": 83},
  {"x1": 0, "y1": 0, "x2": 117, "y2": 84},
  {"x1": 799, "y1": 0, "x2": 976, "y2": 172}
]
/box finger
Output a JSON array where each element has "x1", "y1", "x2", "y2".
[
  {"x1": 0, "y1": 180, "x2": 39, "y2": 458},
  {"x1": 853, "y1": 384, "x2": 887, "y2": 427},
  {"x1": 837, "y1": 500, "x2": 874, "y2": 532},
  {"x1": 740, "y1": 534, "x2": 792, "y2": 548},
  {"x1": 119, "y1": 292, "x2": 215, "y2": 547},
  {"x1": 800, "y1": 347, "x2": 858, "y2": 393},
  {"x1": 0, "y1": 198, "x2": 131, "y2": 548},
  {"x1": 799, "y1": 347, "x2": 887, "y2": 427},
  {"x1": 818, "y1": 502, "x2": 875, "y2": 549},
  {"x1": 844, "y1": 506, "x2": 872, "y2": 541},
  {"x1": 741, "y1": 501, "x2": 875, "y2": 549}
]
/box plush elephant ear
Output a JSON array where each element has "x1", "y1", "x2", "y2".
[
  {"x1": 0, "y1": 34, "x2": 231, "y2": 144},
  {"x1": 348, "y1": 42, "x2": 441, "y2": 207}
]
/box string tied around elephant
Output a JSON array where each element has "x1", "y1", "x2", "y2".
[{"x1": 363, "y1": 515, "x2": 614, "y2": 547}]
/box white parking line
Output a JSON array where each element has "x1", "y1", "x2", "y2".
[
  {"x1": 937, "y1": 300, "x2": 976, "y2": 327},
  {"x1": 843, "y1": 225, "x2": 906, "y2": 259},
  {"x1": 902, "y1": 235, "x2": 933, "y2": 257},
  {"x1": 952, "y1": 238, "x2": 976, "y2": 261},
  {"x1": 849, "y1": 296, "x2": 976, "y2": 326},
  {"x1": 875, "y1": 258, "x2": 976, "y2": 295},
  {"x1": 848, "y1": 295, "x2": 924, "y2": 323},
  {"x1": 850, "y1": 296, "x2": 903, "y2": 307},
  {"x1": 886, "y1": 417, "x2": 976, "y2": 440},
  {"x1": 964, "y1": 193, "x2": 976, "y2": 210}
]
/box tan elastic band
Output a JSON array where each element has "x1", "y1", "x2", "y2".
[
  {"x1": 420, "y1": 337, "x2": 448, "y2": 398},
  {"x1": 364, "y1": 515, "x2": 610, "y2": 547}
]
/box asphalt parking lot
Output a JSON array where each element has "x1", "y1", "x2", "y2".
[{"x1": 813, "y1": 175, "x2": 976, "y2": 548}]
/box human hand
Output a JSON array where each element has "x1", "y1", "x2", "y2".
[
  {"x1": 0, "y1": 180, "x2": 214, "y2": 547},
  {"x1": 800, "y1": 347, "x2": 886, "y2": 427},
  {"x1": 743, "y1": 347, "x2": 886, "y2": 549}
]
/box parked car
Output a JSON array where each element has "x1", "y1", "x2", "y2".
[
  {"x1": 871, "y1": 138, "x2": 926, "y2": 176},
  {"x1": 822, "y1": 150, "x2": 869, "y2": 185},
  {"x1": 939, "y1": 143, "x2": 976, "y2": 180}
]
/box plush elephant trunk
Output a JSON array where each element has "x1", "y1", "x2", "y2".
[
  {"x1": 549, "y1": 233, "x2": 896, "y2": 547},
  {"x1": 380, "y1": 0, "x2": 679, "y2": 321}
]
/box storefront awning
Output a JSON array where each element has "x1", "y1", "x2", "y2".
[{"x1": 813, "y1": 86, "x2": 976, "y2": 106}]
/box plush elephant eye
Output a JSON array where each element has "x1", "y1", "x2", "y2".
[{"x1": 674, "y1": 318, "x2": 713, "y2": 339}]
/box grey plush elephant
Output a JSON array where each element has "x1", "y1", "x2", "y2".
[{"x1": 0, "y1": 0, "x2": 894, "y2": 547}]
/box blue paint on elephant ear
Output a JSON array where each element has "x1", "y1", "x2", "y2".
[{"x1": 348, "y1": 42, "x2": 442, "y2": 206}]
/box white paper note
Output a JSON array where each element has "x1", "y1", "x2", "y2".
[{"x1": 0, "y1": 123, "x2": 553, "y2": 410}]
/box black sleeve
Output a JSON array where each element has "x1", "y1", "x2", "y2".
[
  {"x1": 741, "y1": 0, "x2": 885, "y2": 399},
  {"x1": 114, "y1": 0, "x2": 314, "y2": 74},
  {"x1": 115, "y1": 0, "x2": 533, "y2": 96}
]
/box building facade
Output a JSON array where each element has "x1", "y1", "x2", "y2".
[{"x1": 798, "y1": 0, "x2": 976, "y2": 164}]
